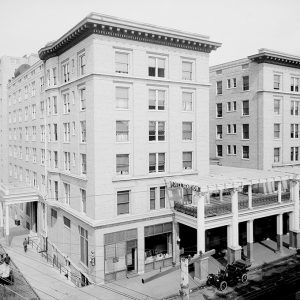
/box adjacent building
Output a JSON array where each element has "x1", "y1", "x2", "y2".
[
  {"x1": 1, "y1": 13, "x2": 220, "y2": 283},
  {"x1": 209, "y1": 49, "x2": 300, "y2": 170}
]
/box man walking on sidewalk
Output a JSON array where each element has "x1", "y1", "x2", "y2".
[{"x1": 23, "y1": 238, "x2": 28, "y2": 253}]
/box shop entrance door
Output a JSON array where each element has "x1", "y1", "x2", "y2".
[{"x1": 126, "y1": 240, "x2": 137, "y2": 274}]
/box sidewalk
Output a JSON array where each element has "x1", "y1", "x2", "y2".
[{"x1": 0, "y1": 222, "x2": 110, "y2": 300}]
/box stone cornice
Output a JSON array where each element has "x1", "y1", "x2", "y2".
[
  {"x1": 248, "y1": 49, "x2": 300, "y2": 69},
  {"x1": 38, "y1": 13, "x2": 221, "y2": 61}
]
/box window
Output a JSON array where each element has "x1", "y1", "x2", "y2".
[
  {"x1": 228, "y1": 145, "x2": 237, "y2": 155},
  {"x1": 115, "y1": 52, "x2": 129, "y2": 74},
  {"x1": 63, "y1": 93, "x2": 70, "y2": 114},
  {"x1": 274, "y1": 99, "x2": 281, "y2": 114},
  {"x1": 216, "y1": 145, "x2": 223, "y2": 157},
  {"x1": 40, "y1": 101, "x2": 45, "y2": 116},
  {"x1": 78, "y1": 52, "x2": 86, "y2": 75},
  {"x1": 160, "y1": 187, "x2": 165, "y2": 208},
  {"x1": 291, "y1": 100, "x2": 300, "y2": 116},
  {"x1": 242, "y1": 146, "x2": 249, "y2": 159},
  {"x1": 62, "y1": 62, "x2": 70, "y2": 83},
  {"x1": 81, "y1": 154, "x2": 87, "y2": 175},
  {"x1": 63, "y1": 183, "x2": 70, "y2": 205},
  {"x1": 52, "y1": 68, "x2": 57, "y2": 86},
  {"x1": 116, "y1": 87, "x2": 129, "y2": 109},
  {"x1": 63, "y1": 216, "x2": 71, "y2": 228},
  {"x1": 183, "y1": 188, "x2": 192, "y2": 204},
  {"x1": 80, "y1": 88, "x2": 86, "y2": 111},
  {"x1": 148, "y1": 56, "x2": 165, "y2": 77},
  {"x1": 182, "y1": 61, "x2": 193, "y2": 80},
  {"x1": 216, "y1": 103, "x2": 222, "y2": 117},
  {"x1": 25, "y1": 147, "x2": 29, "y2": 161},
  {"x1": 273, "y1": 74, "x2": 281, "y2": 90},
  {"x1": 274, "y1": 148, "x2": 280, "y2": 163},
  {"x1": 291, "y1": 147, "x2": 299, "y2": 162},
  {"x1": 227, "y1": 145, "x2": 232, "y2": 155},
  {"x1": 72, "y1": 121, "x2": 76, "y2": 136},
  {"x1": 233, "y1": 101, "x2": 237, "y2": 111},
  {"x1": 54, "y1": 151, "x2": 58, "y2": 168},
  {"x1": 46, "y1": 97, "x2": 51, "y2": 115},
  {"x1": 63, "y1": 123, "x2": 70, "y2": 142},
  {"x1": 227, "y1": 124, "x2": 231, "y2": 134},
  {"x1": 227, "y1": 78, "x2": 236, "y2": 89},
  {"x1": 242, "y1": 64, "x2": 249, "y2": 70},
  {"x1": 242, "y1": 100, "x2": 249, "y2": 116},
  {"x1": 47, "y1": 124, "x2": 51, "y2": 141},
  {"x1": 80, "y1": 189, "x2": 87, "y2": 214},
  {"x1": 54, "y1": 181, "x2": 58, "y2": 200},
  {"x1": 51, "y1": 209, "x2": 57, "y2": 226},
  {"x1": 116, "y1": 121, "x2": 129, "y2": 142},
  {"x1": 242, "y1": 124, "x2": 249, "y2": 139},
  {"x1": 32, "y1": 126, "x2": 36, "y2": 141},
  {"x1": 149, "y1": 153, "x2": 165, "y2": 173},
  {"x1": 182, "y1": 152, "x2": 192, "y2": 170},
  {"x1": 41, "y1": 149, "x2": 45, "y2": 165},
  {"x1": 79, "y1": 227, "x2": 88, "y2": 266},
  {"x1": 40, "y1": 76, "x2": 45, "y2": 91},
  {"x1": 227, "y1": 102, "x2": 232, "y2": 112},
  {"x1": 291, "y1": 77, "x2": 300, "y2": 92},
  {"x1": 243, "y1": 76, "x2": 249, "y2": 91},
  {"x1": 64, "y1": 152, "x2": 71, "y2": 171},
  {"x1": 149, "y1": 89, "x2": 165, "y2": 110},
  {"x1": 216, "y1": 81, "x2": 222, "y2": 94},
  {"x1": 216, "y1": 125, "x2": 222, "y2": 139},
  {"x1": 227, "y1": 79, "x2": 231, "y2": 89},
  {"x1": 53, "y1": 124, "x2": 58, "y2": 141},
  {"x1": 150, "y1": 187, "x2": 156, "y2": 210},
  {"x1": 290, "y1": 124, "x2": 299, "y2": 138},
  {"x1": 53, "y1": 96, "x2": 58, "y2": 114},
  {"x1": 31, "y1": 82, "x2": 36, "y2": 96},
  {"x1": 182, "y1": 92, "x2": 193, "y2": 111},
  {"x1": 80, "y1": 121, "x2": 86, "y2": 143},
  {"x1": 274, "y1": 123, "x2": 280, "y2": 139},
  {"x1": 182, "y1": 122, "x2": 192, "y2": 140},
  {"x1": 40, "y1": 125, "x2": 45, "y2": 142},
  {"x1": 117, "y1": 190, "x2": 130, "y2": 215},
  {"x1": 149, "y1": 121, "x2": 165, "y2": 141},
  {"x1": 116, "y1": 154, "x2": 129, "y2": 175}
]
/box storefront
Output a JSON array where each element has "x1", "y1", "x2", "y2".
[
  {"x1": 144, "y1": 222, "x2": 173, "y2": 272},
  {"x1": 104, "y1": 228, "x2": 137, "y2": 281}
]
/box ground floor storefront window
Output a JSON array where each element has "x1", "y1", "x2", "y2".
[
  {"x1": 104, "y1": 229, "x2": 137, "y2": 281},
  {"x1": 144, "y1": 222, "x2": 173, "y2": 272}
]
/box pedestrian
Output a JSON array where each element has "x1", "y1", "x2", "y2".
[
  {"x1": 23, "y1": 238, "x2": 28, "y2": 253},
  {"x1": 4, "y1": 253, "x2": 10, "y2": 265}
]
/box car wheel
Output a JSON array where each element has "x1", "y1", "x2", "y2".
[
  {"x1": 241, "y1": 273, "x2": 248, "y2": 283},
  {"x1": 219, "y1": 281, "x2": 227, "y2": 291}
]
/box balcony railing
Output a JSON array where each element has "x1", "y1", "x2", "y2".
[{"x1": 174, "y1": 192, "x2": 291, "y2": 218}]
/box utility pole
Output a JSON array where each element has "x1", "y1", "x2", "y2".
[{"x1": 180, "y1": 257, "x2": 189, "y2": 300}]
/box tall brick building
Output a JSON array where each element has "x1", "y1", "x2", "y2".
[
  {"x1": 1, "y1": 13, "x2": 220, "y2": 283},
  {"x1": 210, "y1": 49, "x2": 300, "y2": 170}
]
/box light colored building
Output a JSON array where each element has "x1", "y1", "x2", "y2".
[
  {"x1": 1, "y1": 13, "x2": 220, "y2": 284},
  {"x1": 0, "y1": 54, "x2": 38, "y2": 186},
  {"x1": 209, "y1": 49, "x2": 300, "y2": 170}
]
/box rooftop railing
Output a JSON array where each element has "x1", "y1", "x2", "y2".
[{"x1": 174, "y1": 191, "x2": 292, "y2": 218}]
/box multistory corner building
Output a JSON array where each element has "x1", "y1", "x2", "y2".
[
  {"x1": 0, "y1": 54, "x2": 39, "y2": 186},
  {"x1": 0, "y1": 13, "x2": 220, "y2": 283},
  {"x1": 209, "y1": 49, "x2": 300, "y2": 170}
]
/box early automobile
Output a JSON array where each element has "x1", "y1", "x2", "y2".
[{"x1": 206, "y1": 260, "x2": 250, "y2": 291}]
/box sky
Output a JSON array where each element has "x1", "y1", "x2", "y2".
[{"x1": 1, "y1": 0, "x2": 300, "y2": 66}]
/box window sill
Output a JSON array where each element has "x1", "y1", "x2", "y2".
[
  {"x1": 227, "y1": 133, "x2": 237, "y2": 135},
  {"x1": 227, "y1": 154, "x2": 237, "y2": 156},
  {"x1": 241, "y1": 158, "x2": 250, "y2": 160}
]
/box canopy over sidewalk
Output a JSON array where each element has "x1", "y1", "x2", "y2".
[{"x1": 167, "y1": 165, "x2": 300, "y2": 193}]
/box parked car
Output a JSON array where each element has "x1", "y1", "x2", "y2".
[{"x1": 206, "y1": 260, "x2": 250, "y2": 291}]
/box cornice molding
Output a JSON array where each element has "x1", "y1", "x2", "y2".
[{"x1": 39, "y1": 17, "x2": 221, "y2": 61}]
